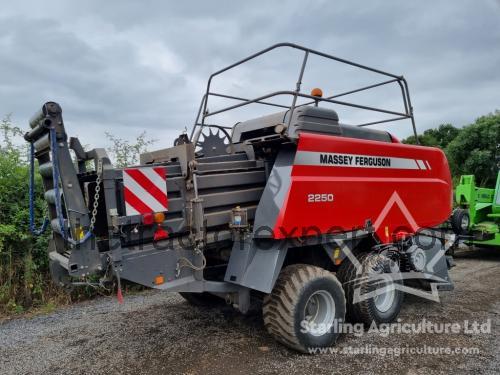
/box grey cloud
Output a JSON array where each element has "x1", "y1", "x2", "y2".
[{"x1": 0, "y1": 0, "x2": 499, "y2": 149}]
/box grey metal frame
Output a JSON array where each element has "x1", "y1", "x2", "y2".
[{"x1": 190, "y1": 42, "x2": 418, "y2": 144}]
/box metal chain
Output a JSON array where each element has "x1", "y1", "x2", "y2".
[{"x1": 89, "y1": 159, "x2": 103, "y2": 232}]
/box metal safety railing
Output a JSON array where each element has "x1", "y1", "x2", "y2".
[{"x1": 190, "y1": 42, "x2": 418, "y2": 144}]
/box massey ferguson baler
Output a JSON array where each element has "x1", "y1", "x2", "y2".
[{"x1": 25, "y1": 43, "x2": 454, "y2": 352}]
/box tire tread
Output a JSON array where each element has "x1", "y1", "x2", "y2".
[{"x1": 263, "y1": 264, "x2": 345, "y2": 352}]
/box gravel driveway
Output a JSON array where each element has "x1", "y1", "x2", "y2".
[{"x1": 1, "y1": 246, "x2": 499, "y2": 375}]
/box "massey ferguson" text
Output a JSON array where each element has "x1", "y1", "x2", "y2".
[{"x1": 319, "y1": 153, "x2": 391, "y2": 167}]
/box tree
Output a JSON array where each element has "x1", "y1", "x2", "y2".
[
  {"x1": 105, "y1": 131, "x2": 157, "y2": 167},
  {"x1": 446, "y1": 111, "x2": 500, "y2": 187},
  {"x1": 402, "y1": 123, "x2": 460, "y2": 148}
]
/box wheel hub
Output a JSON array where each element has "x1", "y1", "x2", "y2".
[
  {"x1": 461, "y1": 215, "x2": 469, "y2": 230},
  {"x1": 303, "y1": 290, "x2": 336, "y2": 336},
  {"x1": 366, "y1": 254, "x2": 399, "y2": 313},
  {"x1": 373, "y1": 283, "x2": 396, "y2": 313}
]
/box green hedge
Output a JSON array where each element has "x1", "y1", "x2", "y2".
[{"x1": 0, "y1": 118, "x2": 56, "y2": 314}]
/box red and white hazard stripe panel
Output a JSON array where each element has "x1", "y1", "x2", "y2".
[{"x1": 123, "y1": 167, "x2": 168, "y2": 216}]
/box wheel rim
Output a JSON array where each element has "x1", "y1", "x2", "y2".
[
  {"x1": 411, "y1": 249, "x2": 427, "y2": 272},
  {"x1": 373, "y1": 283, "x2": 396, "y2": 313},
  {"x1": 461, "y1": 215, "x2": 469, "y2": 230},
  {"x1": 303, "y1": 290, "x2": 336, "y2": 336}
]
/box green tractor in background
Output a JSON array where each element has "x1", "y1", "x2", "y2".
[{"x1": 451, "y1": 170, "x2": 500, "y2": 247}]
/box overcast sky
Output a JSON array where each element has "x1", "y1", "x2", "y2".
[{"x1": 1, "y1": 0, "x2": 499, "y2": 150}]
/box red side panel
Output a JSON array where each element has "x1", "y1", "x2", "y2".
[{"x1": 274, "y1": 133, "x2": 452, "y2": 243}]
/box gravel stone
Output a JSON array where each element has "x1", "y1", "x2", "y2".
[{"x1": 0, "y1": 246, "x2": 498, "y2": 375}]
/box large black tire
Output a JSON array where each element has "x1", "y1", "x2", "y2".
[
  {"x1": 179, "y1": 292, "x2": 224, "y2": 306},
  {"x1": 263, "y1": 264, "x2": 346, "y2": 353},
  {"x1": 451, "y1": 208, "x2": 470, "y2": 235},
  {"x1": 337, "y1": 253, "x2": 403, "y2": 325}
]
